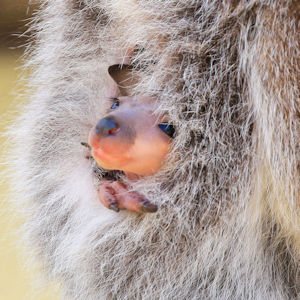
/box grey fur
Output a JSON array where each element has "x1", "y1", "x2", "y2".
[{"x1": 8, "y1": 0, "x2": 300, "y2": 299}]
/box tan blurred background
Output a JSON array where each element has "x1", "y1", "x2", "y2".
[{"x1": 0, "y1": 1, "x2": 59, "y2": 299}]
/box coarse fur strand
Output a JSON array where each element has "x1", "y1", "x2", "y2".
[{"x1": 7, "y1": 0, "x2": 300, "y2": 299}]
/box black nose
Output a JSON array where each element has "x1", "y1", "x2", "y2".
[{"x1": 95, "y1": 117, "x2": 120, "y2": 136}]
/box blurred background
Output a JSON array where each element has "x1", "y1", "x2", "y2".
[{"x1": 0, "y1": 1, "x2": 59, "y2": 299}]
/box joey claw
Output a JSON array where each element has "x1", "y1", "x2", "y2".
[
  {"x1": 141, "y1": 200, "x2": 158, "y2": 213},
  {"x1": 109, "y1": 202, "x2": 120, "y2": 212},
  {"x1": 81, "y1": 142, "x2": 91, "y2": 150}
]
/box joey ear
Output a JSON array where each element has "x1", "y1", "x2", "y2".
[
  {"x1": 108, "y1": 64, "x2": 131, "y2": 83},
  {"x1": 107, "y1": 64, "x2": 136, "y2": 96}
]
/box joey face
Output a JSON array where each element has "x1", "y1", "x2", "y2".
[{"x1": 89, "y1": 96, "x2": 175, "y2": 176}]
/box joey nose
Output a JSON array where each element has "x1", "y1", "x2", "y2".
[{"x1": 95, "y1": 117, "x2": 120, "y2": 137}]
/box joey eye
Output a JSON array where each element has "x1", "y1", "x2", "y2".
[
  {"x1": 158, "y1": 123, "x2": 175, "y2": 138},
  {"x1": 110, "y1": 99, "x2": 120, "y2": 109}
]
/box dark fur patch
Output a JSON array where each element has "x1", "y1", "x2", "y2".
[{"x1": 72, "y1": 0, "x2": 109, "y2": 26}]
